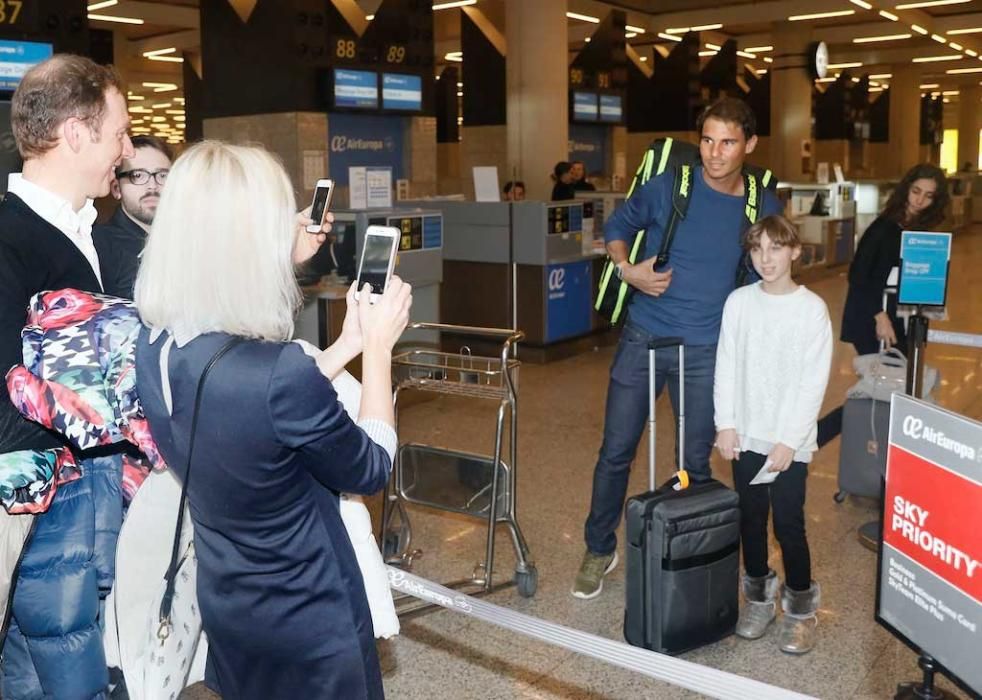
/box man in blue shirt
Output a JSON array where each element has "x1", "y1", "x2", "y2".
[{"x1": 573, "y1": 97, "x2": 784, "y2": 600}]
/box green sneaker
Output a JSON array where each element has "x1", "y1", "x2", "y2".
[{"x1": 571, "y1": 550, "x2": 618, "y2": 600}]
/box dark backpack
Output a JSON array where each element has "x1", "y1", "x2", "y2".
[{"x1": 594, "y1": 137, "x2": 777, "y2": 325}]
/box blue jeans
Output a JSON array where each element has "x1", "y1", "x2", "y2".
[{"x1": 584, "y1": 323, "x2": 718, "y2": 556}]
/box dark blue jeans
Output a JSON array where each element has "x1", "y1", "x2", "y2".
[{"x1": 584, "y1": 323, "x2": 718, "y2": 556}]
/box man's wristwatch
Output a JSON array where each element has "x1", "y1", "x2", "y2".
[{"x1": 614, "y1": 262, "x2": 626, "y2": 280}]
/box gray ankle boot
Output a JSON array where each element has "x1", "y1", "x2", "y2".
[
  {"x1": 777, "y1": 582, "x2": 821, "y2": 654},
  {"x1": 735, "y1": 571, "x2": 780, "y2": 639}
]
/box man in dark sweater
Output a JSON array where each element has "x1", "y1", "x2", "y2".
[
  {"x1": 0, "y1": 54, "x2": 134, "y2": 698},
  {"x1": 93, "y1": 135, "x2": 172, "y2": 298}
]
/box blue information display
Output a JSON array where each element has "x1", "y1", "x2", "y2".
[
  {"x1": 0, "y1": 40, "x2": 53, "y2": 91},
  {"x1": 899, "y1": 231, "x2": 952, "y2": 307},
  {"x1": 599, "y1": 95, "x2": 623, "y2": 122},
  {"x1": 334, "y1": 69, "x2": 378, "y2": 109},
  {"x1": 545, "y1": 259, "x2": 593, "y2": 342},
  {"x1": 422, "y1": 215, "x2": 442, "y2": 249},
  {"x1": 568, "y1": 123, "x2": 607, "y2": 175},
  {"x1": 573, "y1": 92, "x2": 598, "y2": 121},
  {"x1": 382, "y1": 73, "x2": 422, "y2": 111}
]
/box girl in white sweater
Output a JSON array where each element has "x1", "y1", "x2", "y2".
[{"x1": 714, "y1": 215, "x2": 832, "y2": 655}]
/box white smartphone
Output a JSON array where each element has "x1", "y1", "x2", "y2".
[
  {"x1": 355, "y1": 225, "x2": 400, "y2": 303},
  {"x1": 305, "y1": 179, "x2": 334, "y2": 233}
]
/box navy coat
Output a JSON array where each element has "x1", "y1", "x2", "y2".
[{"x1": 136, "y1": 329, "x2": 390, "y2": 699}]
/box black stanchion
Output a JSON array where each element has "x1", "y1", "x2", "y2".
[{"x1": 894, "y1": 655, "x2": 959, "y2": 700}]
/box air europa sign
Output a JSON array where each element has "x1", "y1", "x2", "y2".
[
  {"x1": 326, "y1": 113, "x2": 404, "y2": 187},
  {"x1": 330, "y1": 135, "x2": 396, "y2": 153}
]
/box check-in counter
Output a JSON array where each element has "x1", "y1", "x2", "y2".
[{"x1": 294, "y1": 208, "x2": 444, "y2": 349}]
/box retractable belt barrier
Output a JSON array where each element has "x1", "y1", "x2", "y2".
[
  {"x1": 387, "y1": 567, "x2": 817, "y2": 700},
  {"x1": 926, "y1": 329, "x2": 982, "y2": 349}
]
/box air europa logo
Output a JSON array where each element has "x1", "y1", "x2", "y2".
[
  {"x1": 548, "y1": 268, "x2": 566, "y2": 291},
  {"x1": 902, "y1": 415, "x2": 978, "y2": 461},
  {"x1": 330, "y1": 135, "x2": 388, "y2": 153}
]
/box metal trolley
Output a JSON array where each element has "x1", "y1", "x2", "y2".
[{"x1": 380, "y1": 322, "x2": 538, "y2": 601}]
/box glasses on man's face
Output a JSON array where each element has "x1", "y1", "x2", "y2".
[{"x1": 117, "y1": 169, "x2": 169, "y2": 186}]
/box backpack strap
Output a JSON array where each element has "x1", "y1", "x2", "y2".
[
  {"x1": 654, "y1": 136, "x2": 674, "y2": 177},
  {"x1": 736, "y1": 171, "x2": 764, "y2": 286},
  {"x1": 653, "y1": 163, "x2": 692, "y2": 268}
]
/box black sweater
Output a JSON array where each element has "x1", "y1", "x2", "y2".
[
  {"x1": 93, "y1": 206, "x2": 147, "y2": 299},
  {"x1": 0, "y1": 192, "x2": 102, "y2": 454}
]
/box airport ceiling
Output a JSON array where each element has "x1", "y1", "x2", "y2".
[{"x1": 91, "y1": 0, "x2": 982, "y2": 103}]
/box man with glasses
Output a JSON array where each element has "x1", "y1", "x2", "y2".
[{"x1": 94, "y1": 135, "x2": 172, "y2": 298}]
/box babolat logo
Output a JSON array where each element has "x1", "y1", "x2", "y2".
[
  {"x1": 330, "y1": 136, "x2": 387, "y2": 153},
  {"x1": 678, "y1": 165, "x2": 691, "y2": 197},
  {"x1": 902, "y1": 415, "x2": 978, "y2": 461}
]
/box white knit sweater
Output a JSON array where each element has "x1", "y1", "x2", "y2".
[{"x1": 714, "y1": 282, "x2": 833, "y2": 463}]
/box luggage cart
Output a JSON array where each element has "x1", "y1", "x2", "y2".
[{"x1": 381, "y1": 322, "x2": 537, "y2": 604}]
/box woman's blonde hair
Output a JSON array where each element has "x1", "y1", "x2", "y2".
[{"x1": 135, "y1": 140, "x2": 302, "y2": 342}]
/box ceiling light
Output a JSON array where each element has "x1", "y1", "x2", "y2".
[
  {"x1": 880, "y1": 11, "x2": 899, "y2": 20},
  {"x1": 698, "y1": 50, "x2": 718, "y2": 56},
  {"x1": 757, "y1": 69, "x2": 768, "y2": 75},
  {"x1": 911, "y1": 25, "x2": 928, "y2": 35},
  {"x1": 854, "y1": 34, "x2": 911, "y2": 43},
  {"x1": 87, "y1": 13, "x2": 143, "y2": 24},
  {"x1": 584, "y1": 37, "x2": 591, "y2": 42},
  {"x1": 949, "y1": 42, "x2": 963, "y2": 50},
  {"x1": 626, "y1": 25, "x2": 645, "y2": 33},
  {"x1": 691, "y1": 23, "x2": 723, "y2": 31},
  {"x1": 912, "y1": 55, "x2": 962, "y2": 62},
  {"x1": 870, "y1": 73, "x2": 893, "y2": 79},
  {"x1": 625, "y1": 32, "x2": 638, "y2": 38},
  {"x1": 827, "y1": 62, "x2": 863, "y2": 69},
  {"x1": 967, "y1": 49, "x2": 978, "y2": 57},
  {"x1": 664, "y1": 27, "x2": 689, "y2": 34},
  {"x1": 931, "y1": 34, "x2": 947, "y2": 43},
  {"x1": 144, "y1": 48, "x2": 177, "y2": 57},
  {"x1": 789, "y1": 10, "x2": 855, "y2": 20},
  {"x1": 705, "y1": 42, "x2": 721, "y2": 50},
  {"x1": 433, "y1": 0, "x2": 476, "y2": 10},
  {"x1": 816, "y1": 77, "x2": 837, "y2": 83},
  {"x1": 870, "y1": 86, "x2": 884, "y2": 92},
  {"x1": 658, "y1": 32, "x2": 682, "y2": 42},
  {"x1": 852, "y1": 76, "x2": 861, "y2": 82},
  {"x1": 736, "y1": 50, "x2": 757, "y2": 59},
  {"x1": 850, "y1": 0, "x2": 873, "y2": 7},
  {"x1": 127, "y1": 106, "x2": 151, "y2": 113},
  {"x1": 946, "y1": 66, "x2": 982, "y2": 73},
  {"x1": 919, "y1": 82, "x2": 940, "y2": 88},
  {"x1": 127, "y1": 94, "x2": 144, "y2": 101},
  {"x1": 639, "y1": 56, "x2": 648, "y2": 62},
  {"x1": 942, "y1": 90, "x2": 960, "y2": 95},
  {"x1": 943, "y1": 98, "x2": 950, "y2": 102},
  {"x1": 445, "y1": 51, "x2": 462, "y2": 62},
  {"x1": 166, "y1": 109, "x2": 185, "y2": 115},
  {"x1": 744, "y1": 46, "x2": 773, "y2": 53},
  {"x1": 365, "y1": 14, "x2": 374, "y2": 20},
  {"x1": 566, "y1": 11, "x2": 600, "y2": 23},
  {"x1": 946, "y1": 27, "x2": 982, "y2": 35},
  {"x1": 763, "y1": 56, "x2": 773, "y2": 64},
  {"x1": 152, "y1": 102, "x2": 171, "y2": 108},
  {"x1": 87, "y1": 0, "x2": 118, "y2": 9},
  {"x1": 896, "y1": 0, "x2": 970, "y2": 8},
  {"x1": 456, "y1": 81, "x2": 463, "y2": 87},
  {"x1": 456, "y1": 91, "x2": 463, "y2": 96}
]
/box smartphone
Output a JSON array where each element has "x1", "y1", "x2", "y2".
[
  {"x1": 306, "y1": 179, "x2": 334, "y2": 233},
  {"x1": 355, "y1": 225, "x2": 399, "y2": 303}
]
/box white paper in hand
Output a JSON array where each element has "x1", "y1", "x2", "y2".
[{"x1": 749, "y1": 459, "x2": 780, "y2": 485}]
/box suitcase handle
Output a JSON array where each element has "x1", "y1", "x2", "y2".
[{"x1": 648, "y1": 341, "x2": 686, "y2": 491}]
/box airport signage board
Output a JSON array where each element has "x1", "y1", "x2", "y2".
[
  {"x1": 899, "y1": 231, "x2": 952, "y2": 307},
  {"x1": 877, "y1": 394, "x2": 981, "y2": 696}
]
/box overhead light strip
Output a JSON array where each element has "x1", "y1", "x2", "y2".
[
  {"x1": 879, "y1": 10, "x2": 899, "y2": 21},
  {"x1": 789, "y1": 10, "x2": 855, "y2": 21},
  {"x1": 432, "y1": 0, "x2": 476, "y2": 10},
  {"x1": 912, "y1": 54, "x2": 962, "y2": 62},
  {"x1": 911, "y1": 25, "x2": 928, "y2": 35},
  {"x1": 946, "y1": 66, "x2": 982, "y2": 73},
  {"x1": 896, "y1": 0, "x2": 970, "y2": 8},
  {"x1": 566, "y1": 11, "x2": 600, "y2": 23},
  {"x1": 86, "y1": 0, "x2": 118, "y2": 9},
  {"x1": 850, "y1": 0, "x2": 873, "y2": 8},
  {"x1": 827, "y1": 61, "x2": 864, "y2": 68},
  {"x1": 625, "y1": 25, "x2": 645, "y2": 33},
  {"x1": 946, "y1": 27, "x2": 982, "y2": 35},
  {"x1": 691, "y1": 23, "x2": 723, "y2": 31},
  {"x1": 657, "y1": 32, "x2": 682, "y2": 42},
  {"x1": 743, "y1": 45, "x2": 773, "y2": 53},
  {"x1": 87, "y1": 13, "x2": 144, "y2": 24},
  {"x1": 854, "y1": 33, "x2": 911, "y2": 43},
  {"x1": 869, "y1": 73, "x2": 893, "y2": 79}
]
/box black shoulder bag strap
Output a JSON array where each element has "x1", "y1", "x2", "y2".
[
  {"x1": 158, "y1": 336, "x2": 244, "y2": 635},
  {"x1": 654, "y1": 163, "x2": 693, "y2": 269}
]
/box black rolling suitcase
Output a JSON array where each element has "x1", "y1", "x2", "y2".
[{"x1": 624, "y1": 338, "x2": 741, "y2": 655}]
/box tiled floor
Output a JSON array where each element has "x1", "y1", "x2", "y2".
[{"x1": 377, "y1": 226, "x2": 982, "y2": 699}]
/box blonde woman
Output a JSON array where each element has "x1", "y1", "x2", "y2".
[{"x1": 134, "y1": 141, "x2": 410, "y2": 699}]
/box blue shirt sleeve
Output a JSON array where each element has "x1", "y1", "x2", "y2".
[{"x1": 603, "y1": 172, "x2": 669, "y2": 245}]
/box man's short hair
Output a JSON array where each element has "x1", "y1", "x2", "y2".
[
  {"x1": 696, "y1": 96, "x2": 757, "y2": 140},
  {"x1": 503, "y1": 180, "x2": 525, "y2": 194},
  {"x1": 11, "y1": 54, "x2": 124, "y2": 159},
  {"x1": 118, "y1": 135, "x2": 174, "y2": 174},
  {"x1": 743, "y1": 215, "x2": 801, "y2": 251}
]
